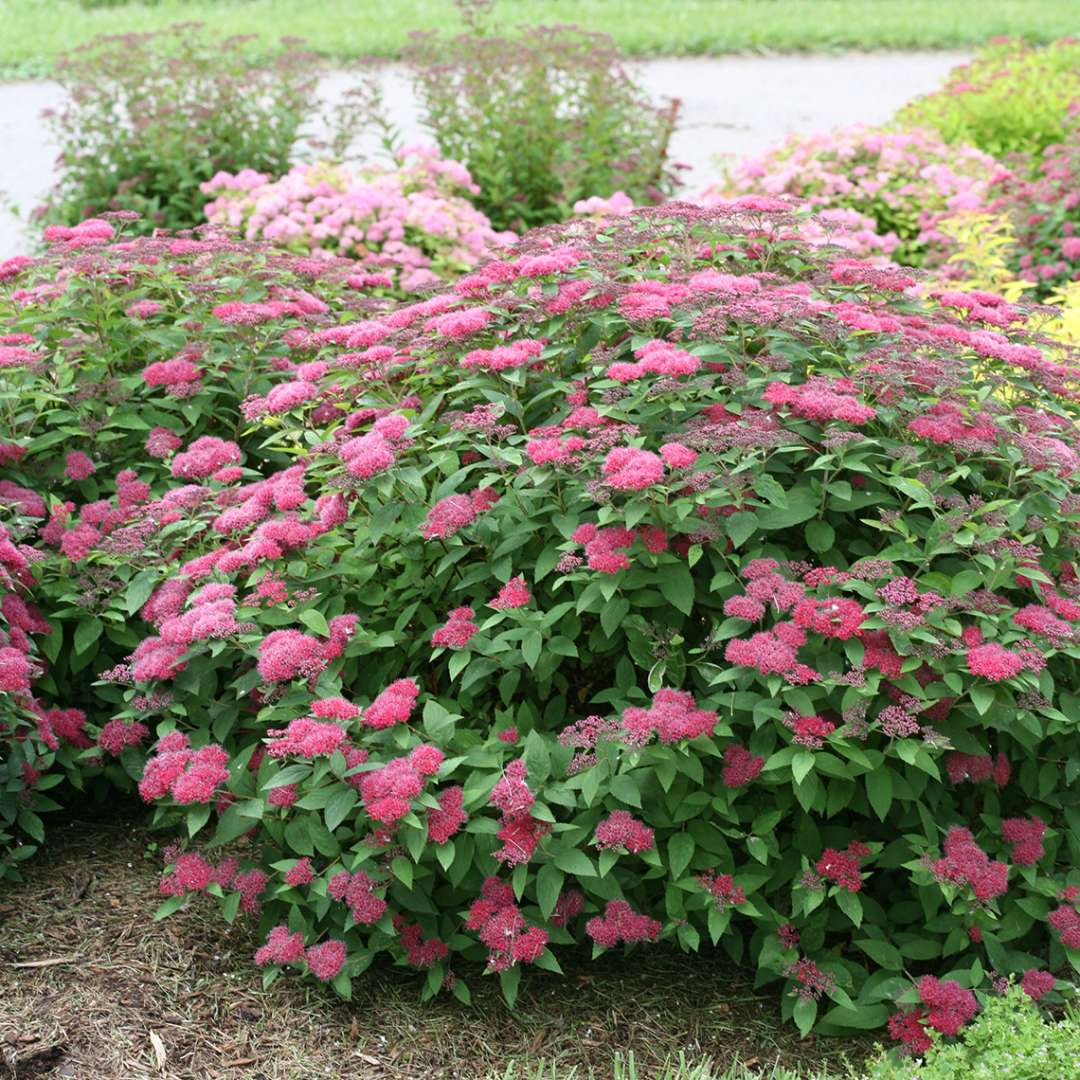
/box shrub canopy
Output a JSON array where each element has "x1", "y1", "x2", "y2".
[{"x1": 2, "y1": 203, "x2": 1080, "y2": 1039}]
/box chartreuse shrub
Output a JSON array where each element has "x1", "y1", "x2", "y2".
[
  {"x1": 4, "y1": 202, "x2": 1080, "y2": 1045},
  {"x1": 404, "y1": 23, "x2": 680, "y2": 232},
  {"x1": 43, "y1": 26, "x2": 319, "y2": 232},
  {"x1": 866, "y1": 983, "x2": 1080, "y2": 1078},
  {"x1": 896, "y1": 38, "x2": 1080, "y2": 159}
]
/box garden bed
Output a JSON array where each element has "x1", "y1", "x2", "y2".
[{"x1": 0, "y1": 807, "x2": 870, "y2": 1079}]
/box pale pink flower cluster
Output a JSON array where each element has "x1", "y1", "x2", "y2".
[{"x1": 203, "y1": 148, "x2": 515, "y2": 292}]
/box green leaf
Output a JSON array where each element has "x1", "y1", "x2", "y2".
[
  {"x1": 821, "y1": 1003, "x2": 889, "y2": 1030},
  {"x1": 600, "y1": 595, "x2": 630, "y2": 637},
  {"x1": 422, "y1": 700, "x2": 455, "y2": 742},
  {"x1": 866, "y1": 768, "x2": 893, "y2": 821},
  {"x1": 123, "y1": 571, "x2": 159, "y2": 615},
  {"x1": 792, "y1": 751, "x2": 815, "y2": 785},
  {"x1": 298, "y1": 609, "x2": 330, "y2": 637},
  {"x1": 658, "y1": 563, "x2": 695, "y2": 616},
  {"x1": 971, "y1": 684, "x2": 996, "y2": 716},
  {"x1": 855, "y1": 938, "x2": 903, "y2": 970},
  {"x1": 724, "y1": 511, "x2": 758, "y2": 549},
  {"x1": 522, "y1": 628, "x2": 543, "y2": 669},
  {"x1": 73, "y1": 617, "x2": 103, "y2": 656},
  {"x1": 668, "y1": 832, "x2": 695, "y2": 879},
  {"x1": 747, "y1": 836, "x2": 769, "y2": 864},
  {"x1": 805, "y1": 520, "x2": 834, "y2": 553},
  {"x1": 554, "y1": 849, "x2": 596, "y2": 877},
  {"x1": 524, "y1": 729, "x2": 551, "y2": 783},
  {"x1": 536, "y1": 863, "x2": 565, "y2": 919},
  {"x1": 793, "y1": 995, "x2": 817, "y2": 1037},
  {"x1": 499, "y1": 964, "x2": 521, "y2": 1008},
  {"x1": 325, "y1": 788, "x2": 358, "y2": 833},
  {"x1": 284, "y1": 816, "x2": 314, "y2": 856},
  {"x1": 755, "y1": 473, "x2": 788, "y2": 508},
  {"x1": 210, "y1": 805, "x2": 257, "y2": 848},
  {"x1": 391, "y1": 855, "x2": 413, "y2": 889},
  {"x1": 154, "y1": 895, "x2": 187, "y2": 920},
  {"x1": 835, "y1": 889, "x2": 863, "y2": 928}
]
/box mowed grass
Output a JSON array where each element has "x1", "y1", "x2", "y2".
[
  {"x1": 1, "y1": 0, "x2": 1078, "y2": 76},
  {"x1": 0, "y1": 808, "x2": 874, "y2": 1079}
]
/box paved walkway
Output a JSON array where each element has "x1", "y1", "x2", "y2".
[{"x1": 0, "y1": 52, "x2": 967, "y2": 257}]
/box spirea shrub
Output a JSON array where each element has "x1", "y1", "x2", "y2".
[
  {"x1": 403, "y1": 24, "x2": 680, "y2": 232},
  {"x1": 896, "y1": 38, "x2": 1080, "y2": 159},
  {"x1": 202, "y1": 149, "x2": 516, "y2": 293},
  {"x1": 42, "y1": 26, "x2": 319, "y2": 233},
  {"x1": 3, "y1": 202, "x2": 1080, "y2": 1038},
  {"x1": 710, "y1": 125, "x2": 1008, "y2": 267}
]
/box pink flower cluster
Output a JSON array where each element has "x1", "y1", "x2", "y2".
[
  {"x1": 203, "y1": 149, "x2": 514, "y2": 293},
  {"x1": 621, "y1": 688, "x2": 717, "y2": 745},
  {"x1": 763, "y1": 377, "x2": 876, "y2": 425},
  {"x1": 138, "y1": 733, "x2": 229, "y2": 804},
  {"x1": 605, "y1": 339, "x2": 701, "y2": 383},
  {"x1": 815, "y1": 841, "x2": 869, "y2": 893},
  {"x1": 889, "y1": 975, "x2": 978, "y2": 1055},
  {"x1": 586, "y1": 899, "x2": 661, "y2": 948},
  {"x1": 945, "y1": 751, "x2": 1011, "y2": 787},
  {"x1": 489, "y1": 759, "x2": 546, "y2": 864},
  {"x1": 1001, "y1": 816, "x2": 1045, "y2": 866},
  {"x1": 328, "y1": 868, "x2": 388, "y2": 925},
  {"x1": 427, "y1": 785, "x2": 468, "y2": 843},
  {"x1": 1048, "y1": 893, "x2": 1080, "y2": 949},
  {"x1": 466, "y1": 876, "x2": 549, "y2": 971},
  {"x1": 489, "y1": 576, "x2": 530, "y2": 610},
  {"x1": 421, "y1": 486, "x2": 498, "y2": 539},
  {"x1": 698, "y1": 871, "x2": 746, "y2": 910},
  {"x1": 432, "y1": 606, "x2": 480, "y2": 648},
  {"x1": 364, "y1": 678, "x2": 419, "y2": 729},
  {"x1": 721, "y1": 744, "x2": 765, "y2": 787},
  {"x1": 394, "y1": 916, "x2": 449, "y2": 968},
  {"x1": 359, "y1": 744, "x2": 443, "y2": 825},
  {"x1": 931, "y1": 826, "x2": 1008, "y2": 902},
  {"x1": 594, "y1": 810, "x2": 655, "y2": 854}
]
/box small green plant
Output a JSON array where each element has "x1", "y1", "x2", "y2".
[
  {"x1": 404, "y1": 19, "x2": 679, "y2": 231},
  {"x1": 42, "y1": 24, "x2": 319, "y2": 232},
  {"x1": 866, "y1": 984, "x2": 1080, "y2": 1079}
]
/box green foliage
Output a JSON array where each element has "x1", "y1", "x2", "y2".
[
  {"x1": 404, "y1": 23, "x2": 679, "y2": 230},
  {"x1": 866, "y1": 985, "x2": 1080, "y2": 1079},
  {"x1": 896, "y1": 38, "x2": 1080, "y2": 159},
  {"x1": 43, "y1": 25, "x2": 319, "y2": 232}
]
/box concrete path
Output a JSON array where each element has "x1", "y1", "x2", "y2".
[{"x1": 0, "y1": 52, "x2": 967, "y2": 258}]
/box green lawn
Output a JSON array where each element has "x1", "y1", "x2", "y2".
[{"x1": 2, "y1": 0, "x2": 1079, "y2": 76}]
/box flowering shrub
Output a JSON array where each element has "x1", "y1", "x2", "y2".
[
  {"x1": 404, "y1": 24, "x2": 680, "y2": 231},
  {"x1": 710, "y1": 125, "x2": 1008, "y2": 267},
  {"x1": 4, "y1": 203, "x2": 1080, "y2": 1038},
  {"x1": 42, "y1": 26, "x2": 319, "y2": 232},
  {"x1": 896, "y1": 38, "x2": 1080, "y2": 158},
  {"x1": 202, "y1": 149, "x2": 515, "y2": 293}
]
